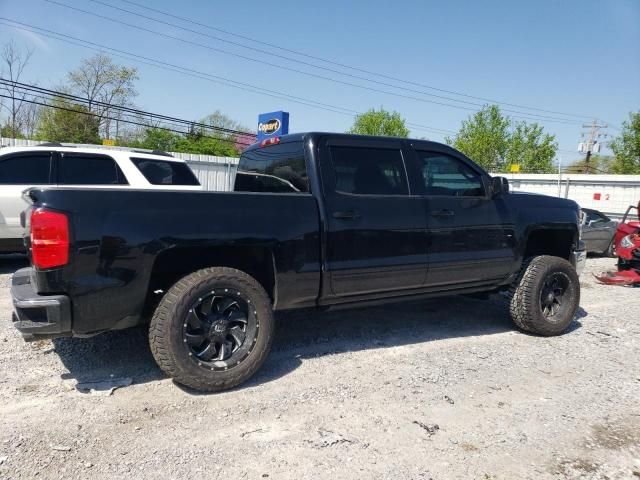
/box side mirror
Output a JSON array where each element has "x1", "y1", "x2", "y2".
[{"x1": 491, "y1": 176, "x2": 509, "y2": 197}]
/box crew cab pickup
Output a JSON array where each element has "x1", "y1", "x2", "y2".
[{"x1": 11, "y1": 133, "x2": 586, "y2": 392}]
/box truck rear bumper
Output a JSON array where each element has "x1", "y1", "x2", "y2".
[{"x1": 11, "y1": 267, "x2": 72, "y2": 341}]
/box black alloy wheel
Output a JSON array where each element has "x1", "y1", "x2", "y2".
[
  {"x1": 149, "y1": 267, "x2": 275, "y2": 392},
  {"x1": 510, "y1": 255, "x2": 580, "y2": 336},
  {"x1": 539, "y1": 272, "x2": 569, "y2": 319},
  {"x1": 183, "y1": 290, "x2": 258, "y2": 370}
]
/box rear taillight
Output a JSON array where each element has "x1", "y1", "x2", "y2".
[{"x1": 30, "y1": 209, "x2": 69, "y2": 269}]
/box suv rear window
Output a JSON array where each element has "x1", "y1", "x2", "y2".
[
  {"x1": 235, "y1": 141, "x2": 308, "y2": 193},
  {"x1": 131, "y1": 158, "x2": 200, "y2": 186},
  {"x1": 58, "y1": 154, "x2": 128, "y2": 185}
]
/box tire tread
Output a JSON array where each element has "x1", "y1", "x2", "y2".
[{"x1": 149, "y1": 267, "x2": 273, "y2": 392}]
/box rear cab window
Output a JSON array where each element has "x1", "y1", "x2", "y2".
[
  {"x1": 235, "y1": 141, "x2": 308, "y2": 193},
  {"x1": 131, "y1": 157, "x2": 200, "y2": 186}
]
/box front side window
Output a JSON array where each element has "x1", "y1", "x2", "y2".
[
  {"x1": 329, "y1": 146, "x2": 408, "y2": 195},
  {"x1": 417, "y1": 151, "x2": 485, "y2": 197},
  {"x1": 235, "y1": 141, "x2": 308, "y2": 193},
  {"x1": 131, "y1": 158, "x2": 200, "y2": 186},
  {"x1": 58, "y1": 154, "x2": 128, "y2": 185},
  {"x1": 0, "y1": 153, "x2": 51, "y2": 184}
]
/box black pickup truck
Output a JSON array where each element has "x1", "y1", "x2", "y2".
[{"x1": 11, "y1": 132, "x2": 586, "y2": 391}]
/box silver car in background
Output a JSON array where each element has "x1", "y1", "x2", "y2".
[{"x1": 581, "y1": 208, "x2": 618, "y2": 256}]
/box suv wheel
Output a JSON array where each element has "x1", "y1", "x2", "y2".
[
  {"x1": 510, "y1": 255, "x2": 580, "y2": 336},
  {"x1": 149, "y1": 267, "x2": 274, "y2": 392}
]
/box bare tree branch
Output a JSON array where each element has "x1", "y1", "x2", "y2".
[{"x1": 0, "y1": 40, "x2": 34, "y2": 137}]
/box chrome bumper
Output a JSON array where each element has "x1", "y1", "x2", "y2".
[{"x1": 571, "y1": 240, "x2": 587, "y2": 276}]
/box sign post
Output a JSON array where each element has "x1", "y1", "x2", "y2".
[{"x1": 257, "y1": 111, "x2": 289, "y2": 142}]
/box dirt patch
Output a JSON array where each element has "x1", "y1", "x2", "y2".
[{"x1": 591, "y1": 419, "x2": 640, "y2": 450}]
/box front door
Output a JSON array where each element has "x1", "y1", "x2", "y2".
[
  {"x1": 412, "y1": 148, "x2": 516, "y2": 287},
  {"x1": 320, "y1": 138, "x2": 428, "y2": 297}
]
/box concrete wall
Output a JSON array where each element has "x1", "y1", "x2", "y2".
[
  {"x1": 493, "y1": 173, "x2": 640, "y2": 219},
  {"x1": 180, "y1": 154, "x2": 239, "y2": 192}
]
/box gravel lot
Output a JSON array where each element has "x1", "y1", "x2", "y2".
[{"x1": 0, "y1": 256, "x2": 638, "y2": 480}]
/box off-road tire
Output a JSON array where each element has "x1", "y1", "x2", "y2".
[
  {"x1": 149, "y1": 267, "x2": 274, "y2": 392},
  {"x1": 510, "y1": 255, "x2": 580, "y2": 336}
]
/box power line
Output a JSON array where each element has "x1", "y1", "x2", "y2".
[
  {"x1": 578, "y1": 120, "x2": 609, "y2": 173},
  {"x1": 47, "y1": 0, "x2": 509, "y2": 120},
  {"x1": 115, "y1": 0, "x2": 596, "y2": 122},
  {"x1": 0, "y1": 18, "x2": 456, "y2": 136},
  {"x1": 67, "y1": 0, "x2": 586, "y2": 126},
  {"x1": 1, "y1": 79, "x2": 255, "y2": 138},
  {"x1": 0, "y1": 91, "x2": 256, "y2": 147},
  {"x1": 0, "y1": 19, "x2": 357, "y2": 116}
]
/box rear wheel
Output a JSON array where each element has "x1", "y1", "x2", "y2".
[
  {"x1": 149, "y1": 267, "x2": 274, "y2": 392},
  {"x1": 510, "y1": 255, "x2": 580, "y2": 336}
]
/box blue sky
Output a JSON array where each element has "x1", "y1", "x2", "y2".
[{"x1": 1, "y1": 0, "x2": 639, "y2": 163}]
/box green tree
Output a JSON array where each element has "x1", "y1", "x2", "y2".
[
  {"x1": 505, "y1": 122, "x2": 558, "y2": 173},
  {"x1": 609, "y1": 112, "x2": 640, "y2": 174},
  {"x1": 176, "y1": 135, "x2": 238, "y2": 157},
  {"x1": 446, "y1": 105, "x2": 510, "y2": 171},
  {"x1": 127, "y1": 127, "x2": 238, "y2": 156},
  {"x1": 348, "y1": 108, "x2": 409, "y2": 137},
  {"x1": 447, "y1": 105, "x2": 558, "y2": 173},
  {"x1": 35, "y1": 98, "x2": 100, "y2": 144},
  {"x1": 128, "y1": 128, "x2": 181, "y2": 152}
]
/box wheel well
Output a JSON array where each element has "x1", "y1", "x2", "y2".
[
  {"x1": 523, "y1": 229, "x2": 575, "y2": 261},
  {"x1": 144, "y1": 246, "x2": 276, "y2": 314}
]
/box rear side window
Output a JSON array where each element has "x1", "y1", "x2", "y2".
[
  {"x1": 329, "y1": 146, "x2": 408, "y2": 195},
  {"x1": 0, "y1": 153, "x2": 51, "y2": 184},
  {"x1": 58, "y1": 154, "x2": 128, "y2": 185},
  {"x1": 416, "y1": 151, "x2": 485, "y2": 197},
  {"x1": 131, "y1": 158, "x2": 200, "y2": 186},
  {"x1": 235, "y1": 141, "x2": 308, "y2": 193}
]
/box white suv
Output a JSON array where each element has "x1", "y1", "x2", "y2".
[{"x1": 0, "y1": 143, "x2": 202, "y2": 253}]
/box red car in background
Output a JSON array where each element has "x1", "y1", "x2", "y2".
[{"x1": 596, "y1": 201, "x2": 640, "y2": 286}]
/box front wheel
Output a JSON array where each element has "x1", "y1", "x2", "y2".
[
  {"x1": 510, "y1": 255, "x2": 580, "y2": 336},
  {"x1": 149, "y1": 267, "x2": 274, "y2": 392}
]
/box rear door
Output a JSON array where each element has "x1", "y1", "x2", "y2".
[
  {"x1": 319, "y1": 137, "x2": 428, "y2": 297},
  {"x1": 0, "y1": 151, "x2": 53, "y2": 246},
  {"x1": 411, "y1": 147, "x2": 516, "y2": 287}
]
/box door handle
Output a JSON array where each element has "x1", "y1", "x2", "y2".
[
  {"x1": 332, "y1": 210, "x2": 361, "y2": 220},
  {"x1": 430, "y1": 209, "x2": 455, "y2": 217}
]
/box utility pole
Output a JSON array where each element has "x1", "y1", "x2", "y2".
[{"x1": 578, "y1": 120, "x2": 608, "y2": 174}]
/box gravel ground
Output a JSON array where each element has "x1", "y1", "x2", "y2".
[{"x1": 0, "y1": 256, "x2": 639, "y2": 480}]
